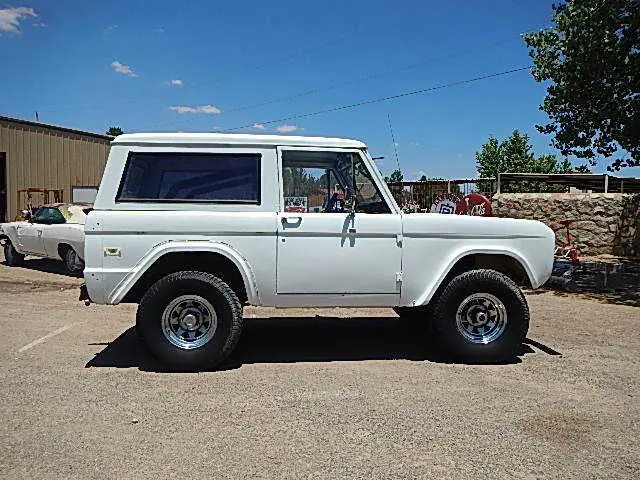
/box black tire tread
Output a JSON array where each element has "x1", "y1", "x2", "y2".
[
  {"x1": 136, "y1": 270, "x2": 243, "y2": 369},
  {"x1": 432, "y1": 269, "x2": 529, "y2": 361},
  {"x1": 3, "y1": 241, "x2": 25, "y2": 266}
]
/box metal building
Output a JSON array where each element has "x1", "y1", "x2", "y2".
[{"x1": 0, "y1": 115, "x2": 111, "y2": 221}]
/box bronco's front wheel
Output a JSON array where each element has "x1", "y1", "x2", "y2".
[
  {"x1": 432, "y1": 269, "x2": 529, "y2": 362},
  {"x1": 136, "y1": 271, "x2": 243, "y2": 369}
]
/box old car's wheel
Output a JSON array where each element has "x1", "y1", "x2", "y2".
[
  {"x1": 432, "y1": 269, "x2": 529, "y2": 362},
  {"x1": 3, "y1": 240, "x2": 25, "y2": 266},
  {"x1": 63, "y1": 248, "x2": 83, "y2": 274},
  {"x1": 136, "y1": 271, "x2": 243, "y2": 369}
]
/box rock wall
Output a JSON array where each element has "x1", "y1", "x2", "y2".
[{"x1": 492, "y1": 193, "x2": 640, "y2": 258}]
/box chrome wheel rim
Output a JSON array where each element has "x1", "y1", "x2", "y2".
[
  {"x1": 455, "y1": 293, "x2": 507, "y2": 344},
  {"x1": 161, "y1": 295, "x2": 217, "y2": 350},
  {"x1": 66, "y1": 250, "x2": 77, "y2": 271}
]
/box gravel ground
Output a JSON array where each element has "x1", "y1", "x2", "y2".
[{"x1": 0, "y1": 258, "x2": 638, "y2": 479}]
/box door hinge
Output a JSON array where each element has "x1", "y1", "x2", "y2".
[
  {"x1": 395, "y1": 272, "x2": 403, "y2": 283},
  {"x1": 396, "y1": 234, "x2": 403, "y2": 247}
]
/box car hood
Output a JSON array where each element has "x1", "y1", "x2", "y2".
[{"x1": 401, "y1": 213, "x2": 554, "y2": 240}]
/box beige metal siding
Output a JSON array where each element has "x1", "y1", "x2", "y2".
[{"x1": 0, "y1": 120, "x2": 110, "y2": 220}]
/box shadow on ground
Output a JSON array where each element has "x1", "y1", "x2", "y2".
[
  {"x1": 2, "y1": 257, "x2": 81, "y2": 278},
  {"x1": 549, "y1": 259, "x2": 639, "y2": 307},
  {"x1": 85, "y1": 316, "x2": 560, "y2": 373}
]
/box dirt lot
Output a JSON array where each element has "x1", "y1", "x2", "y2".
[{"x1": 0, "y1": 258, "x2": 638, "y2": 479}]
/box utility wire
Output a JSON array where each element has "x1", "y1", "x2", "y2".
[
  {"x1": 224, "y1": 66, "x2": 532, "y2": 132},
  {"x1": 145, "y1": 26, "x2": 548, "y2": 131}
]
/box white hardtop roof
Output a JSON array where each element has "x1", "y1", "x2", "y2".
[{"x1": 112, "y1": 133, "x2": 366, "y2": 149}]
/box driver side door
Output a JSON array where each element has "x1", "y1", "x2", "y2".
[
  {"x1": 17, "y1": 207, "x2": 65, "y2": 256},
  {"x1": 275, "y1": 147, "x2": 402, "y2": 305},
  {"x1": 16, "y1": 219, "x2": 44, "y2": 255}
]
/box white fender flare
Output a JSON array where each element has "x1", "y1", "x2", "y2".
[
  {"x1": 108, "y1": 241, "x2": 259, "y2": 305},
  {"x1": 413, "y1": 247, "x2": 537, "y2": 307}
]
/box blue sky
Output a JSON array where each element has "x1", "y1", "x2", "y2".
[{"x1": 2, "y1": 0, "x2": 637, "y2": 179}]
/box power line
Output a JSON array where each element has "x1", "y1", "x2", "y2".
[
  {"x1": 224, "y1": 66, "x2": 532, "y2": 132},
  {"x1": 145, "y1": 26, "x2": 549, "y2": 131}
]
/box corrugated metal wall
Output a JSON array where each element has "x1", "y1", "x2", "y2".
[{"x1": 0, "y1": 119, "x2": 110, "y2": 220}]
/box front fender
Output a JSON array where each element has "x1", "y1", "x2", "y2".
[
  {"x1": 412, "y1": 246, "x2": 540, "y2": 307},
  {"x1": 0, "y1": 225, "x2": 21, "y2": 252},
  {"x1": 107, "y1": 241, "x2": 259, "y2": 305}
]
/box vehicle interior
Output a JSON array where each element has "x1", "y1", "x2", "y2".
[{"x1": 281, "y1": 150, "x2": 390, "y2": 214}]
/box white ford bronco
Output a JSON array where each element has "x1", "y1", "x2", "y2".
[{"x1": 81, "y1": 133, "x2": 555, "y2": 368}]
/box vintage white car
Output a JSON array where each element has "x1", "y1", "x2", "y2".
[
  {"x1": 82, "y1": 133, "x2": 555, "y2": 369},
  {"x1": 0, "y1": 203, "x2": 89, "y2": 273}
]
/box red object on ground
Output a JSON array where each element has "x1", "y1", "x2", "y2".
[
  {"x1": 554, "y1": 219, "x2": 580, "y2": 263},
  {"x1": 456, "y1": 193, "x2": 493, "y2": 217}
]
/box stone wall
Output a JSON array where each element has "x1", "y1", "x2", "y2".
[{"x1": 492, "y1": 193, "x2": 640, "y2": 258}]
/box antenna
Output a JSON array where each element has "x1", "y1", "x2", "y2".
[{"x1": 387, "y1": 113, "x2": 401, "y2": 173}]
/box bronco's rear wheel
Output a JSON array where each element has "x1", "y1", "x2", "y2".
[
  {"x1": 3, "y1": 240, "x2": 24, "y2": 266},
  {"x1": 432, "y1": 269, "x2": 529, "y2": 362},
  {"x1": 136, "y1": 271, "x2": 243, "y2": 369}
]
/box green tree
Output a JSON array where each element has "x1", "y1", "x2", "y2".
[
  {"x1": 524, "y1": 0, "x2": 639, "y2": 170},
  {"x1": 106, "y1": 126, "x2": 124, "y2": 136},
  {"x1": 385, "y1": 169, "x2": 404, "y2": 183},
  {"x1": 475, "y1": 130, "x2": 573, "y2": 192},
  {"x1": 419, "y1": 174, "x2": 428, "y2": 182}
]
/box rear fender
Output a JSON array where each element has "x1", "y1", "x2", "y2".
[{"x1": 107, "y1": 241, "x2": 259, "y2": 305}]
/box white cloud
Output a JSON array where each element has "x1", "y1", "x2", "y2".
[
  {"x1": 168, "y1": 79, "x2": 183, "y2": 86},
  {"x1": 169, "y1": 105, "x2": 221, "y2": 114},
  {"x1": 415, "y1": 170, "x2": 427, "y2": 180},
  {"x1": 110, "y1": 60, "x2": 138, "y2": 77},
  {"x1": 0, "y1": 6, "x2": 37, "y2": 34},
  {"x1": 154, "y1": 27, "x2": 165, "y2": 34},
  {"x1": 103, "y1": 24, "x2": 118, "y2": 34},
  {"x1": 252, "y1": 123, "x2": 266, "y2": 130},
  {"x1": 276, "y1": 125, "x2": 298, "y2": 133}
]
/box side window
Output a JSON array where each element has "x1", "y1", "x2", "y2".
[
  {"x1": 281, "y1": 150, "x2": 390, "y2": 214},
  {"x1": 353, "y1": 159, "x2": 391, "y2": 214},
  {"x1": 117, "y1": 153, "x2": 261, "y2": 203},
  {"x1": 282, "y1": 167, "x2": 343, "y2": 213},
  {"x1": 33, "y1": 207, "x2": 66, "y2": 224}
]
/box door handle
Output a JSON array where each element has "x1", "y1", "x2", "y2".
[
  {"x1": 282, "y1": 216, "x2": 302, "y2": 225},
  {"x1": 37, "y1": 230, "x2": 43, "y2": 237}
]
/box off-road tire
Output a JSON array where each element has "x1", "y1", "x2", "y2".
[
  {"x1": 136, "y1": 271, "x2": 243, "y2": 369},
  {"x1": 3, "y1": 241, "x2": 25, "y2": 266},
  {"x1": 432, "y1": 269, "x2": 529, "y2": 362}
]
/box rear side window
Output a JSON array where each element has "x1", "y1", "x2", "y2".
[{"x1": 117, "y1": 152, "x2": 261, "y2": 203}]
